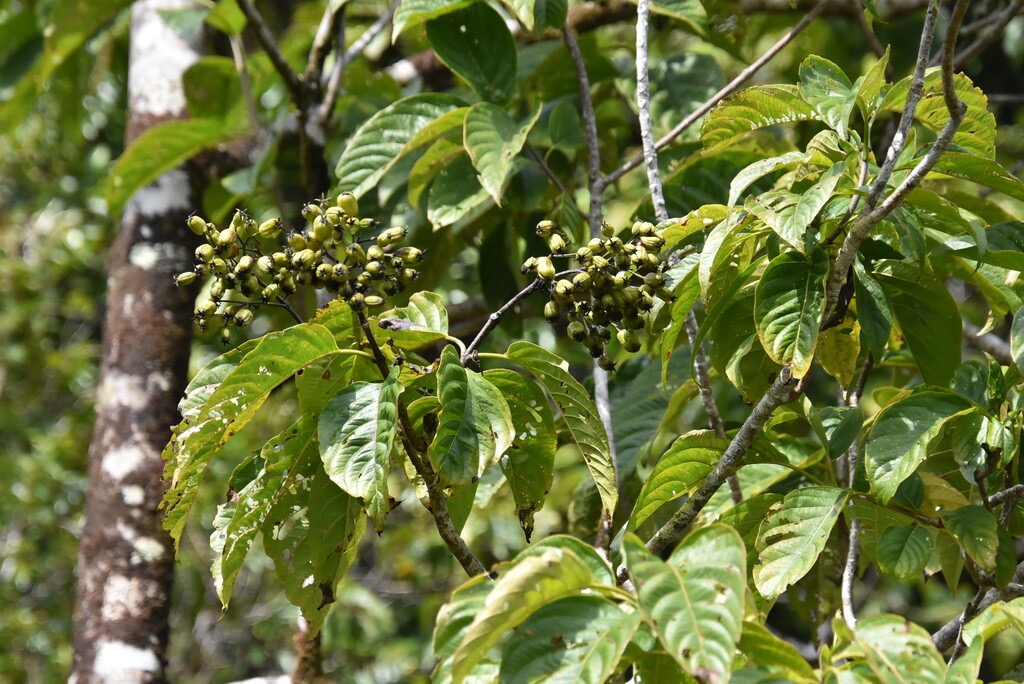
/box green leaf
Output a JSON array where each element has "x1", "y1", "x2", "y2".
[
  {"x1": 427, "y1": 153, "x2": 497, "y2": 229},
  {"x1": 263, "y1": 462, "x2": 365, "y2": 631},
  {"x1": 754, "y1": 249, "x2": 829, "y2": 377},
  {"x1": 647, "y1": 0, "x2": 707, "y2": 36},
  {"x1": 500, "y1": 597, "x2": 640, "y2": 683},
  {"x1": 701, "y1": 85, "x2": 819, "y2": 153},
  {"x1": 516, "y1": 535, "x2": 616, "y2": 585},
  {"x1": 728, "y1": 151, "x2": 812, "y2": 210},
  {"x1": 426, "y1": 3, "x2": 517, "y2": 103},
  {"x1": 817, "y1": 405, "x2": 863, "y2": 459},
  {"x1": 881, "y1": 71, "x2": 996, "y2": 158},
  {"x1": 464, "y1": 102, "x2": 541, "y2": 203},
  {"x1": 798, "y1": 56, "x2": 856, "y2": 138},
  {"x1": 318, "y1": 368, "x2": 402, "y2": 531},
  {"x1": 853, "y1": 260, "x2": 892, "y2": 357},
  {"x1": 935, "y1": 530, "x2": 966, "y2": 595},
  {"x1": 630, "y1": 431, "x2": 727, "y2": 530},
  {"x1": 738, "y1": 621, "x2": 817, "y2": 683},
  {"x1": 433, "y1": 574, "x2": 494, "y2": 678},
  {"x1": 373, "y1": 291, "x2": 449, "y2": 349},
  {"x1": 498, "y1": 0, "x2": 536, "y2": 30},
  {"x1": 163, "y1": 324, "x2": 339, "y2": 548},
  {"x1": 507, "y1": 341, "x2": 617, "y2": 516},
  {"x1": 408, "y1": 137, "x2": 464, "y2": 208},
  {"x1": 874, "y1": 260, "x2": 961, "y2": 386},
  {"x1": 945, "y1": 638, "x2": 983, "y2": 684},
  {"x1": 746, "y1": 163, "x2": 845, "y2": 250},
  {"x1": 392, "y1": 0, "x2": 471, "y2": 38},
  {"x1": 39, "y1": 0, "x2": 133, "y2": 83},
  {"x1": 623, "y1": 527, "x2": 746, "y2": 679},
  {"x1": 484, "y1": 369, "x2": 556, "y2": 542},
  {"x1": 451, "y1": 547, "x2": 598, "y2": 682},
  {"x1": 183, "y1": 56, "x2": 247, "y2": 122},
  {"x1": 214, "y1": 415, "x2": 318, "y2": 608},
  {"x1": 855, "y1": 48, "x2": 889, "y2": 116},
  {"x1": 853, "y1": 615, "x2": 947, "y2": 683},
  {"x1": 1012, "y1": 306, "x2": 1024, "y2": 376},
  {"x1": 876, "y1": 524, "x2": 932, "y2": 579},
  {"x1": 107, "y1": 118, "x2": 248, "y2": 217},
  {"x1": 864, "y1": 390, "x2": 975, "y2": 504},
  {"x1": 753, "y1": 486, "x2": 848, "y2": 600},
  {"x1": 334, "y1": 94, "x2": 464, "y2": 199},
  {"x1": 531, "y1": 0, "x2": 567, "y2": 30},
  {"x1": 930, "y1": 152, "x2": 1024, "y2": 202},
  {"x1": 940, "y1": 504, "x2": 999, "y2": 572},
  {"x1": 429, "y1": 346, "x2": 513, "y2": 487},
  {"x1": 206, "y1": 0, "x2": 246, "y2": 35}
]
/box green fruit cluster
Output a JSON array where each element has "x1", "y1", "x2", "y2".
[
  {"x1": 176, "y1": 192, "x2": 421, "y2": 342},
  {"x1": 522, "y1": 220, "x2": 667, "y2": 370}
]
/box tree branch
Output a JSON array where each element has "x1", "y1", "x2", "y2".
[
  {"x1": 236, "y1": 0, "x2": 306, "y2": 106},
  {"x1": 647, "y1": 367, "x2": 800, "y2": 556},
  {"x1": 962, "y1": 320, "x2": 1012, "y2": 365},
  {"x1": 461, "y1": 279, "x2": 545, "y2": 365},
  {"x1": 598, "y1": 0, "x2": 827, "y2": 191},
  {"x1": 841, "y1": 353, "x2": 873, "y2": 628},
  {"x1": 951, "y1": 0, "x2": 1023, "y2": 69},
  {"x1": 825, "y1": 0, "x2": 968, "y2": 316}
]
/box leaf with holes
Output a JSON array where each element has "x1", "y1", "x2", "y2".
[
  {"x1": 318, "y1": 368, "x2": 402, "y2": 531},
  {"x1": 162, "y1": 324, "x2": 339, "y2": 548},
  {"x1": 630, "y1": 431, "x2": 727, "y2": 530},
  {"x1": 798, "y1": 55, "x2": 856, "y2": 138}
]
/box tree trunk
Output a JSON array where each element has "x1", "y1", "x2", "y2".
[{"x1": 71, "y1": 2, "x2": 203, "y2": 681}]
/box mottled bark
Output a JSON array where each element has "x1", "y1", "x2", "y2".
[{"x1": 71, "y1": 2, "x2": 203, "y2": 681}]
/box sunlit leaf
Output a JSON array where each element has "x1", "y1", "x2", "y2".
[
  {"x1": 753, "y1": 486, "x2": 848, "y2": 600},
  {"x1": 464, "y1": 102, "x2": 541, "y2": 203},
  {"x1": 630, "y1": 431, "x2": 727, "y2": 530},
  {"x1": 940, "y1": 504, "x2": 998, "y2": 572},
  {"x1": 876, "y1": 524, "x2": 932, "y2": 579},
  {"x1": 754, "y1": 249, "x2": 829, "y2": 376},
  {"x1": 701, "y1": 85, "x2": 819, "y2": 152},
  {"x1": 798, "y1": 56, "x2": 856, "y2": 138}
]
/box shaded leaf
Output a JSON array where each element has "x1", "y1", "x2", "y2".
[
  {"x1": 940, "y1": 504, "x2": 999, "y2": 572},
  {"x1": 427, "y1": 3, "x2": 517, "y2": 103},
  {"x1": 738, "y1": 621, "x2": 817, "y2": 683},
  {"x1": 464, "y1": 102, "x2": 541, "y2": 203},
  {"x1": 754, "y1": 249, "x2": 829, "y2": 376},
  {"x1": 876, "y1": 524, "x2": 932, "y2": 579},
  {"x1": 507, "y1": 341, "x2": 617, "y2": 516}
]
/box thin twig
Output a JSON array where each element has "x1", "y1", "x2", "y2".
[
  {"x1": 304, "y1": 0, "x2": 344, "y2": 87},
  {"x1": 322, "y1": 1, "x2": 400, "y2": 122},
  {"x1": 461, "y1": 279, "x2": 545, "y2": 365},
  {"x1": 934, "y1": 561, "x2": 1024, "y2": 653},
  {"x1": 647, "y1": 367, "x2": 799, "y2": 557},
  {"x1": 962, "y1": 320, "x2": 1012, "y2": 365},
  {"x1": 563, "y1": 26, "x2": 603, "y2": 231},
  {"x1": 356, "y1": 312, "x2": 487, "y2": 577},
  {"x1": 236, "y1": 0, "x2": 306, "y2": 106},
  {"x1": 598, "y1": 0, "x2": 827, "y2": 191},
  {"x1": 840, "y1": 353, "x2": 872, "y2": 628},
  {"x1": 951, "y1": 0, "x2": 1024, "y2": 69},
  {"x1": 525, "y1": 147, "x2": 587, "y2": 221}
]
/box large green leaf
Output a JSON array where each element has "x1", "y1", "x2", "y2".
[
  {"x1": 753, "y1": 486, "x2": 848, "y2": 600},
  {"x1": 451, "y1": 546, "x2": 598, "y2": 682},
  {"x1": 630, "y1": 431, "x2": 727, "y2": 530},
  {"x1": 874, "y1": 260, "x2": 961, "y2": 386},
  {"x1": 507, "y1": 341, "x2": 617, "y2": 516},
  {"x1": 426, "y1": 3, "x2": 517, "y2": 104},
  {"x1": 214, "y1": 415, "x2": 318, "y2": 608},
  {"x1": 464, "y1": 102, "x2": 541, "y2": 203},
  {"x1": 163, "y1": 324, "x2": 339, "y2": 547},
  {"x1": 262, "y1": 462, "x2": 365, "y2": 631},
  {"x1": 876, "y1": 524, "x2": 932, "y2": 579},
  {"x1": 429, "y1": 346, "x2": 513, "y2": 487},
  {"x1": 798, "y1": 55, "x2": 856, "y2": 139},
  {"x1": 107, "y1": 118, "x2": 248, "y2": 217},
  {"x1": 647, "y1": 0, "x2": 707, "y2": 36},
  {"x1": 753, "y1": 249, "x2": 829, "y2": 377},
  {"x1": 1012, "y1": 305, "x2": 1024, "y2": 376},
  {"x1": 853, "y1": 615, "x2": 946, "y2": 683},
  {"x1": 863, "y1": 390, "x2": 975, "y2": 504},
  {"x1": 409, "y1": 138, "x2": 465, "y2": 209},
  {"x1": 433, "y1": 575, "x2": 498, "y2": 681},
  {"x1": 728, "y1": 151, "x2": 812, "y2": 209},
  {"x1": 853, "y1": 260, "x2": 892, "y2": 357},
  {"x1": 880, "y1": 71, "x2": 996, "y2": 159},
  {"x1": 334, "y1": 94, "x2": 464, "y2": 198},
  {"x1": 427, "y1": 153, "x2": 497, "y2": 229},
  {"x1": 623, "y1": 527, "x2": 745, "y2": 679},
  {"x1": 940, "y1": 504, "x2": 999, "y2": 572},
  {"x1": 373, "y1": 291, "x2": 449, "y2": 349},
  {"x1": 500, "y1": 596, "x2": 640, "y2": 683},
  {"x1": 484, "y1": 369, "x2": 556, "y2": 542},
  {"x1": 318, "y1": 368, "x2": 402, "y2": 531},
  {"x1": 531, "y1": 0, "x2": 567, "y2": 30},
  {"x1": 929, "y1": 152, "x2": 1024, "y2": 203},
  {"x1": 701, "y1": 85, "x2": 819, "y2": 152}
]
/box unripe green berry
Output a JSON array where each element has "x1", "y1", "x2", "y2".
[
  {"x1": 601, "y1": 222, "x2": 615, "y2": 238},
  {"x1": 301, "y1": 203, "x2": 322, "y2": 222},
  {"x1": 396, "y1": 246, "x2": 424, "y2": 264},
  {"x1": 176, "y1": 271, "x2": 198, "y2": 287},
  {"x1": 544, "y1": 300, "x2": 560, "y2": 323},
  {"x1": 195, "y1": 244, "x2": 215, "y2": 263},
  {"x1": 235, "y1": 255, "x2": 255, "y2": 274},
  {"x1": 617, "y1": 328, "x2": 641, "y2": 353},
  {"x1": 548, "y1": 233, "x2": 567, "y2": 254},
  {"x1": 365, "y1": 260, "x2": 384, "y2": 277},
  {"x1": 234, "y1": 308, "x2": 254, "y2": 327},
  {"x1": 535, "y1": 220, "x2": 557, "y2": 238},
  {"x1": 292, "y1": 249, "x2": 316, "y2": 269},
  {"x1": 210, "y1": 280, "x2": 226, "y2": 300},
  {"x1": 377, "y1": 227, "x2": 407, "y2": 247},
  {"x1": 258, "y1": 218, "x2": 282, "y2": 239},
  {"x1": 312, "y1": 216, "x2": 332, "y2": 243},
  {"x1": 364, "y1": 294, "x2": 385, "y2": 307},
  {"x1": 288, "y1": 232, "x2": 307, "y2": 251},
  {"x1": 316, "y1": 263, "x2": 334, "y2": 282},
  {"x1": 187, "y1": 214, "x2": 207, "y2": 235},
  {"x1": 196, "y1": 300, "x2": 217, "y2": 316},
  {"x1": 567, "y1": 320, "x2": 587, "y2": 342},
  {"x1": 217, "y1": 227, "x2": 237, "y2": 247},
  {"x1": 536, "y1": 256, "x2": 556, "y2": 281},
  {"x1": 399, "y1": 268, "x2": 419, "y2": 284},
  {"x1": 598, "y1": 355, "x2": 617, "y2": 371},
  {"x1": 367, "y1": 245, "x2": 385, "y2": 261},
  {"x1": 220, "y1": 328, "x2": 232, "y2": 345},
  {"x1": 257, "y1": 255, "x2": 275, "y2": 274},
  {"x1": 348, "y1": 292, "x2": 365, "y2": 310},
  {"x1": 336, "y1": 192, "x2": 359, "y2": 217},
  {"x1": 346, "y1": 242, "x2": 366, "y2": 265},
  {"x1": 262, "y1": 283, "x2": 280, "y2": 300}
]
